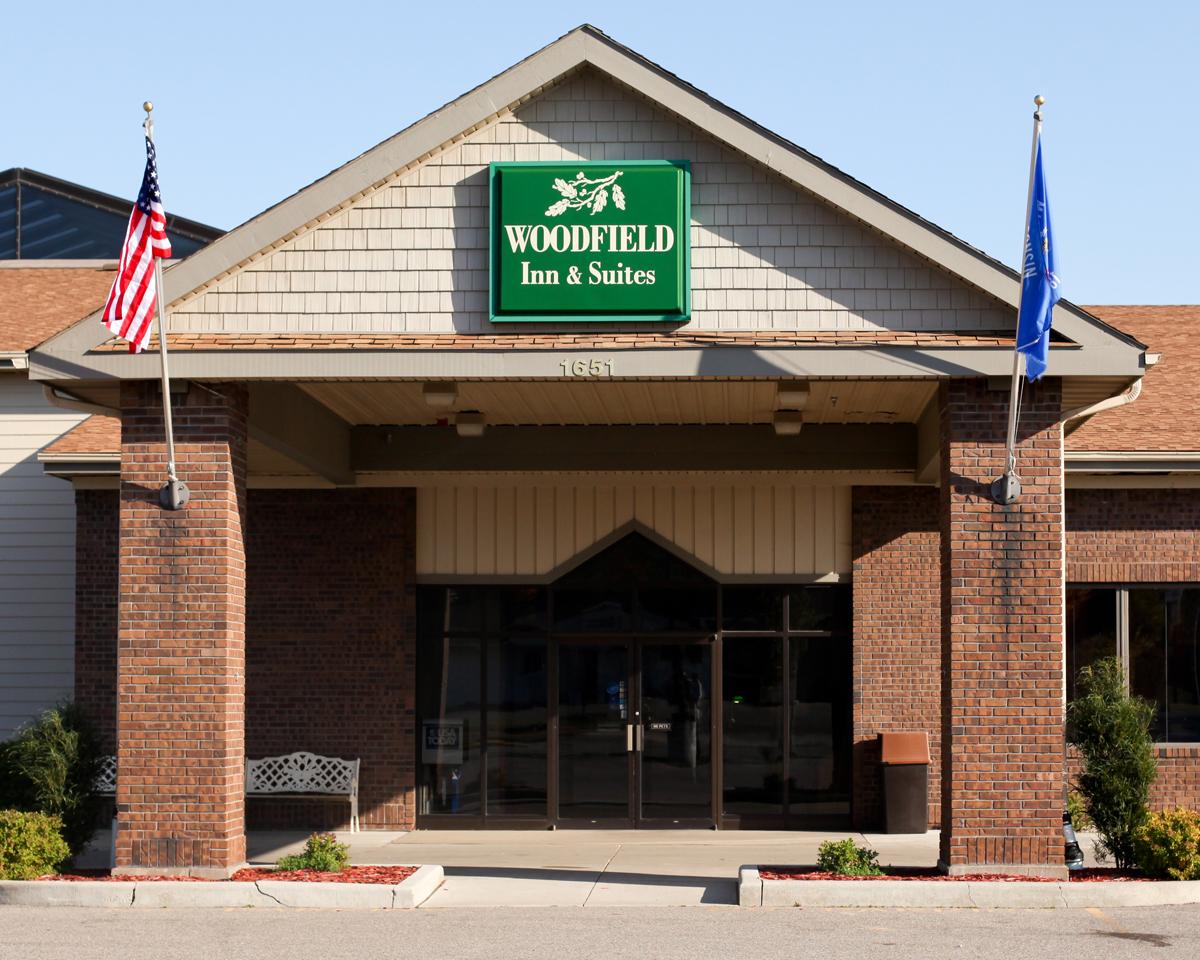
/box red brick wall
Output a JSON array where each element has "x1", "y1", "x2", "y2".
[
  {"x1": 1065, "y1": 487, "x2": 1200, "y2": 811},
  {"x1": 939, "y1": 378, "x2": 1065, "y2": 871},
  {"x1": 851, "y1": 486, "x2": 941, "y2": 830},
  {"x1": 1066, "y1": 488, "x2": 1200, "y2": 583},
  {"x1": 245, "y1": 488, "x2": 417, "y2": 831},
  {"x1": 75, "y1": 489, "x2": 119, "y2": 754},
  {"x1": 115, "y1": 382, "x2": 247, "y2": 875}
]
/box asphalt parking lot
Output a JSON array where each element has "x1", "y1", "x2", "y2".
[{"x1": 2, "y1": 903, "x2": 1198, "y2": 960}]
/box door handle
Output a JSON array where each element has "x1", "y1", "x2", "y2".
[
  {"x1": 627, "y1": 724, "x2": 634, "y2": 752},
  {"x1": 635, "y1": 724, "x2": 643, "y2": 752}
]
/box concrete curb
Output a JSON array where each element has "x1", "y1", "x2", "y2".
[
  {"x1": 738, "y1": 867, "x2": 1200, "y2": 909},
  {"x1": 0, "y1": 865, "x2": 445, "y2": 909}
]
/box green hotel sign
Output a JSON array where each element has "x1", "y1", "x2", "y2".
[{"x1": 489, "y1": 160, "x2": 690, "y2": 323}]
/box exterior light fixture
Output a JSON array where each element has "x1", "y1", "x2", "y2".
[
  {"x1": 772, "y1": 410, "x2": 804, "y2": 436},
  {"x1": 423, "y1": 382, "x2": 458, "y2": 408},
  {"x1": 776, "y1": 381, "x2": 810, "y2": 410},
  {"x1": 455, "y1": 410, "x2": 487, "y2": 438}
]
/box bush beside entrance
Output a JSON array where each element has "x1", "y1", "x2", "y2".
[
  {"x1": 0, "y1": 811, "x2": 71, "y2": 880},
  {"x1": 1066, "y1": 657, "x2": 1157, "y2": 869}
]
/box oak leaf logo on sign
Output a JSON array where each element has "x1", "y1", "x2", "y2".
[{"x1": 545, "y1": 171, "x2": 626, "y2": 217}]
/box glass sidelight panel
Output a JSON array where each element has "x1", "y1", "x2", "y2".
[
  {"x1": 558, "y1": 643, "x2": 631, "y2": 820},
  {"x1": 722, "y1": 637, "x2": 784, "y2": 815},
  {"x1": 640, "y1": 642, "x2": 712, "y2": 821},
  {"x1": 788, "y1": 636, "x2": 851, "y2": 817},
  {"x1": 486, "y1": 636, "x2": 547, "y2": 816},
  {"x1": 417, "y1": 635, "x2": 482, "y2": 816}
]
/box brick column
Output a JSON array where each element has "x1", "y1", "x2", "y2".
[
  {"x1": 939, "y1": 378, "x2": 1065, "y2": 876},
  {"x1": 114, "y1": 381, "x2": 248, "y2": 877},
  {"x1": 851, "y1": 486, "x2": 941, "y2": 830}
]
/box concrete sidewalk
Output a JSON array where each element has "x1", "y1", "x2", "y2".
[
  {"x1": 252, "y1": 828, "x2": 942, "y2": 906},
  {"x1": 78, "y1": 828, "x2": 1106, "y2": 907}
]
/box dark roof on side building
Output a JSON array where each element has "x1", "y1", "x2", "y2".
[{"x1": 0, "y1": 167, "x2": 223, "y2": 260}]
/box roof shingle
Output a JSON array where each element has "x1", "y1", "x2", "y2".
[
  {"x1": 0, "y1": 267, "x2": 114, "y2": 352},
  {"x1": 1068, "y1": 306, "x2": 1200, "y2": 453}
]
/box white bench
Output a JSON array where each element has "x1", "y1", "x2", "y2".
[
  {"x1": 245, "y1": 751, "x2": 361, "y2": 832},
  {"x1": 95, "y1": 755, "x2": 117, "y2": 796}
]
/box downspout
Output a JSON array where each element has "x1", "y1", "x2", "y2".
[
  {"x1": 42, "y1": 384, "x2": 120, "y2": 417},
  {"x1": 1060, "y1": 353, "x2": 1158, "y2": 429}
]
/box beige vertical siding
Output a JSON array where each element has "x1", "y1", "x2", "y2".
[
  {"x1": 0, "y1": 376, "x2": 84, "y2": 739},
  {"x1": 416, "y1": 478, "x2": 851, "y2": 579}
]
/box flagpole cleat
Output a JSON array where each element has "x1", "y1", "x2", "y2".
[
  {"x1": 991, "y1": 471, "x2": 1021, "y2": 505},
  {"x1": 159, "y1": 479, "x2": 190, "y2": 512}
]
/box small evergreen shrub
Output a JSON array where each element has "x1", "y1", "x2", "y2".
[
  {"x1": 1066, "y1": 657, "x2": 1157, "y2": 869},
  {"x1": 816, "y1": 838, "x2": 883, "y2": 877},
  {"x1": 1134, "y1": 808, "x2": 1200, "y2": 881},
  {"x1": 5, "y1": 705, "x2": 103, "y2": 856},
  {"x1": 275, "y1": 832, "x2": 350, "y2": 873},
  {"x1": 0, "y1": 810, "x2": 71, "y2": 880},
  {"x1": 1067, "y1": 790, "x2": 1093, "y2": 832}
]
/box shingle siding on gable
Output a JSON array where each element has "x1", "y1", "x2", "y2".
[{"x1": 173, "y1": 71, "x2": 1012, "y2": 335}]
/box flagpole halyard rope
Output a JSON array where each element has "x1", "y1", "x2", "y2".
[
  {"x1": 143, "y1": 101, "x2": 188, "y2": 511},
  {"x1": 992, "y1": 95, "x2": 1045, "y2": 505}
]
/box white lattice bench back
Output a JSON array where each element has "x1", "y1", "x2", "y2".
[
  {"x1": 95, "y1": 755, "x2": 117, "y2": 795},
  {"x1": 245, "y1": 751, "x2": 360, "y2": 832}
]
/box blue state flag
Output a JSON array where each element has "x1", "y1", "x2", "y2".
[{"x1": 1016, "y1": 132, "x2": 1062, "y2": 381}]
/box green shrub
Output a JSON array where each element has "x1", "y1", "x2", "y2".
[
  {"x1": 0, "y1": 810, "x2": 71, "y2": 880},
  {"x1": 1134, "y1": 808, "x2": 1200, "y2": 881},
  {"x1": 1067, "y1": 790, "x2": 1093, "y2": 832},
  {"x1": 1066, "y1": 657, "x2": 1157, "y2": 869},
  {"x1": 816, "y1": 838, "x2": 883, "y2": 877},
  {"x1": 275, "y1": 832, "x2": 350, "y2": 873},
  {"x1": 5, "y1": 705, "x2": 104, "y2": 856}
]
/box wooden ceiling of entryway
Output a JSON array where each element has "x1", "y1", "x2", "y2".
[{"x1": 299, "y1": 379, "x2": 938, "y2": 427}]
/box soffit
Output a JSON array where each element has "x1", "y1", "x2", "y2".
[{"x1": 301, "y1": 378, "x2": 937, "y2": 427}]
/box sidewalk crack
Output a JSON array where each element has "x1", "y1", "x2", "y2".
[
  {"x1": 254, "y1": 881, "x2": 284, "y2": 907},
  {"x1": 583, "y1": 845, "x2": 621, "y2": 907}
]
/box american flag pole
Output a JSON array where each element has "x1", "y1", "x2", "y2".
[{"x1": 143, "y1": 102, "x2": 188, "y2": 510}]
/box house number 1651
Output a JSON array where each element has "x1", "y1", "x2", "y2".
[{"x1": 560, "y1": 358, "x2": 615, "y2": 377}]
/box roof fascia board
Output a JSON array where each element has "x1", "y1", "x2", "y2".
[
  {"x1": 28, "y1": 343, "x2": 1144, "y2": 383},
  {"x1": 30, "y1": 25, "x2": 1143, "y2": 372},
  {"x1": 31, "y1": 31, "x2": 589, "y2": 365},
  {"x1": 577, "y1": 31, "x2": 1138, "y2": 354}
]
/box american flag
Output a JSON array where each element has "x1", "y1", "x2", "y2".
[{"x1": 101, "y1": 135, "x2": 172, "y2": 353}]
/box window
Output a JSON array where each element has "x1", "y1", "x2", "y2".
[
  {"x1": 1068, "y1": 585, "x2": 1200, "y2": 744},
  {"x1": 1065, "y1": 588, "x2": 1118, "y2": 702}
]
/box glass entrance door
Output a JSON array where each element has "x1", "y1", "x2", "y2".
[
  {"x1": 556, "y1": 638, "x2": 713, "y2": 826},
  {"x1": 638, "y1": 640, "x2": 713, "y2": 824},
  {"x1": 557, "y1": 642, "x2": 633, "y2": 823}
]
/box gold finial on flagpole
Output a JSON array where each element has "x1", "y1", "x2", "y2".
[
  {"x1": 1034, "y1": 95, "x2": 1045, "y2": 107},
  {"x1": 143, "y1": 100, "x2": 154, "y2": 114},
  {"x1": 1033, "y1": 95, "x2": 1045, "y2": 121}
]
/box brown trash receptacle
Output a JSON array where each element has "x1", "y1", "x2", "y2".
[{"x1": 879, "y1": 731, "x2": 930, "y2": 834}]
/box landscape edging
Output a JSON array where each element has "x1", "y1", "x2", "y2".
[
  {"x1": 745, "y1": 872, "x2": 1200, "y2": 908},
  {"x1": 0, "y1": 865, "x2": 445, "y2": 909}
]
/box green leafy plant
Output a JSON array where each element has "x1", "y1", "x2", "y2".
[
  {"x1": 1067, "y1": 790, "x2": 1093, "y2": 833},
  {"x1": 1066, "y1": 657, "x2": 1157, "y2": 869},
  {"x1": 5, "y1": 705, "x2": 104, "y2": 856},
  {"x1": 0, "y1": 810, "x2": 71, "y2": 880},
  {"x1": 275, "y1": 832, "x2": 350, "y2": 873},
  {"x1": 816, "y1": 837, "x2": 884, "y2": 877},
  {"x1": 1134, "y1": 808, "x2": 1200, "y2": 880}
]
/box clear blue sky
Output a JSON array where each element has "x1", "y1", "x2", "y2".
[{"x1": 6, "y1": 1, "x2": 1197, "y2": 303}]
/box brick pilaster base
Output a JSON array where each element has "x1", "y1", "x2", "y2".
[
  {"x1": 114, "y1": 381, "x2": 248, "y2": 877},
  {"x1": 939, "y1": 378, "x2": 1066, "y2": 876}
]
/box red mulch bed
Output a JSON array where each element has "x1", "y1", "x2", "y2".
[
  {"x1": 759, "y1": 867, "x2": 1150, "y2": 882},
  {"x1": 39, "y1": 866, "x2": 417, "y2": 884}
]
